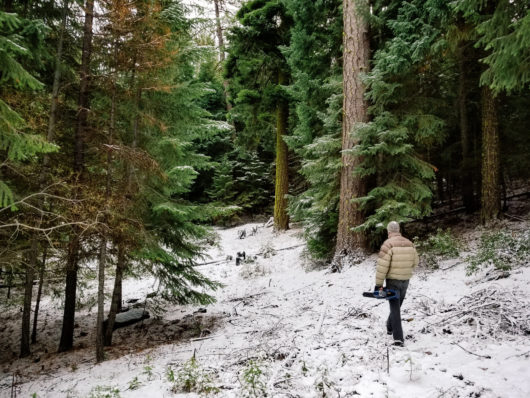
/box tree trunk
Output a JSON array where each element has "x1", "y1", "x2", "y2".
[
  {"x1": 335, "y1": 0, "x2": 369, "y2": 255},
  {"x1": 480, "y1": 85, "x2": 501, "y2": 223},
  {"x1": 20, "y1": 239, "x2": 38, "y2": 358},
  {"x1": 127, "y1": 82, "x2": 141, "y2": 190},
  {"x1": 95, "y1": 238, "x2": 106, "y2": 362},
  {"x1": 96, "y1": 51, "x2": 116, "y2": 361},
  {"x1": 6, "y1": 270, "x2": 12, "y2": 298},
  {"x1": 58, "y1": 236, "x2": 80, "y2": 352},
  {"x1": 273, "y1": 70, "x2": 289, "y2": 231},
  {"x1": 59, "y1": 0, "x2": 94, "y2": 353},
  {"x1": 29, "y1": 0, "x2": 67, "y2": 347},
  {"x1": 74, "y1": 0, "x2": 94, "y2": 174},
  {"x1": 46, "y1": 0, "x2": 68, "y2": 152},
  {"x1": 214, "y1": 0, "x2": 232, "y2": 111},
  {"x1": 104, "y1": 244, "x2": 125, "y2": 346},
  {"x1": 31, "y1": 246, "x2": 47, "y2": 344},
  {"x1": 458, "y1": 43, "x2": 475, "y2": 213}
]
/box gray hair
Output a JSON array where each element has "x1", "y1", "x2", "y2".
[{"x1": 387, "y1": 221, "x2": 400, "y2": 233}]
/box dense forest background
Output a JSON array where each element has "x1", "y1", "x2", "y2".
[{"x1": 0, "y1": 0, "x2": 528, "y2": 361}]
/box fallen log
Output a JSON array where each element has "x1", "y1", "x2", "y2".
[{"x1": 103, "y1": 308, "x2": 150, "y2": 331}]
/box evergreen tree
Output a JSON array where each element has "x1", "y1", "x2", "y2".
[
  {"x1": 352, "y1": 1, "x2": 451, "y2": 242},
  {"x1": 335, "y1": 0, "x2": 370, "y2": 254},
  {"x1": 225, "y1": 0, "x2": 292, "y2": 230},
  {"x1": 284, "y1": 0, "x2": 343, "y2": 258},
  {"x1": 0, "y1": 11, "x2": 55, "y2": 208}
]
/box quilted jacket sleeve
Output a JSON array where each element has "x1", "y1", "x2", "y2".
[
  {"x1": 413, "y1": 249, "x2": 419, "y2": 269},
  {"x1": 375, "y1": 241, "x2": 392, "y2": 286}
]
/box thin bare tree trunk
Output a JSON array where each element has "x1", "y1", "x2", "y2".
[
  {"x1": 104, "y1": 243, "x2": 125, "y2": 346},
  {"x1": 96, "y1": 43, "x2": 117, "y2": 362},
  {"x1": 95, "y1": 238, "x2": 107, "y2": 362},
  {"x1": 335, "y1": 0, "x2": 369, "y2": 256},
  {"x1": 273, "y1": 70, "x2": 289, "y2": 231},
  {"x1": 59, "y1": 0, "x2": 94, "y2": 353},
  {"x1": 24, "y1": 0, "x2": 68, "y2": 353},
  {"x1": 31, "y1": 246, "x2": 47, "y2": 344},
  {"x1": 458, "y1": 39, "x2": 476, "y2": 213},
  {"x1": 20, "y1": 239, "x2": 38, "y2": 357},
  {"x1": 214, "y1": 0, "x2": 232, "y2": 111},
  {"x1": 480, "y1": 85, "x2": 500, "y2": 223}
]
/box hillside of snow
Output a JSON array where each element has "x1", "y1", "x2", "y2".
[{"x1": 2, "y1": 221, "x2": 530, "y2": 398}]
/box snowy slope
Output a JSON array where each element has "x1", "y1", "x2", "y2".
[{"x1": 2, "y1": 222, "x2": 530, "y2": 398}]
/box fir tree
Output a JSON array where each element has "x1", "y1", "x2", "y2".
[
  {"x1": 283, "y1": 0, "x2": 343, "y2": 258},
  {"x1": 225, "y1": 0, "x2": 293, "y2": 230}
]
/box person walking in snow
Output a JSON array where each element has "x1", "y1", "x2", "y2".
[{"x1": 375, "y1": 221, "x2": 419, "y2": 347}]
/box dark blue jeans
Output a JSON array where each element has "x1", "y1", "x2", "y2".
[{"x1": 385, "y1": 279, "x2": 409, "y2": 342}]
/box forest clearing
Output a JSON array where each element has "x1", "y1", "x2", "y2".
[
  {"x1": 2, "y1": 215, "x2": 530, "y2": 397},
  {"x1": 1, "y1": 0, "x2": 529, "y2": 396}
]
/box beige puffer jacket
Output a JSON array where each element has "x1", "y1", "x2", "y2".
[{"x1": 375, "y1": 232, "x2": 419, "y2": 286}]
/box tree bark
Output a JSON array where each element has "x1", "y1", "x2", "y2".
[
  {"x1": 104, "y1": 243, "x2": 125, "y2": 346},
  {"x1": 29, "y1": 0, "x2": 67, "y2": 348},
  {"x1": 74, "y1": 0, "x2": 94, "y2": 174},
  {"x1": 273, "y1": 70, "x2": 289, "y2": 231},
  {"x1": 95, "y1": 238, "x2": 106, "y2": 362},
  {"x1": 335, "y1": 0, "x2": 369, "y2": 255},
  {"x1": 458, "y1": 42, "x2": 475, "y2": 213},
  {"x1": 59, "y1": 0, "x2": 94, "y2": 353},
  {"x1": 127, "y1": 79, "x2": 141, "y2": 190},
  {"x1": 96, "y1": 48, "x2": 116, "y2": 361},
  {"x1": 480, "y1": 85, "x2": 501, "y2": 223},
  {"x1": 214, "y1": 0, "x2": 232, "y2": 111},
  {"x1": 46, "y1": 0, "x2": 68, "y2": 153},
  {"x1": 31, "y1": 246, "x2": 47, "y2": 344},
  {"x1": 20, "y1": 239, "x2": 38, "y2": 358},
  {"x1": 58, "y1": 236, "x2": 80, "y2": 352}
]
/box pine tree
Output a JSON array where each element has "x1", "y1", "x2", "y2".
[
  {"x1": 351, "y1": 2, "x2": 451, "y2": 239},
  {"x1": 283, "y1": 0, "x2": 343, "y2": 258},
  {"x1": 225, "y1": 0, "x2": 292, "y2": 230},
  {"x1": 335, "y1": 0, "x2": 370, "y2": 254},
  {"x1": 0, "y1": 11, "x2": 55, "y2": 209}
]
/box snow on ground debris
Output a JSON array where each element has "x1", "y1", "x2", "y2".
[{"x1": 2, "y1": 222, "x2": 530, "y2": 397}]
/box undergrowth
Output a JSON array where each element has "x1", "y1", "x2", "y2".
[
  {"x1": 240, "y1": 360, "x2": 268, "y2": 397},
  {"x1": 167, "y1": 356, "x2": 218, "y2": 394},
  {"x1": 88, "y1": 385, "x2": 121, "y2": 398},
  {"x1": 414, "y1": 228, "x2": 462, "y2": 269},
  {"x1": 466, "y1": 230, "x2": 530, "y2": 275}
]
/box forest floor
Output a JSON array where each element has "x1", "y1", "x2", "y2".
[{"x1": 1, "y1": 215, "x2": 530, "y2": 397}]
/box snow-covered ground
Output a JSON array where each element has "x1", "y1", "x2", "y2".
[{"x1": 2, "y1": 222, "x2": 530, "y2": 397}]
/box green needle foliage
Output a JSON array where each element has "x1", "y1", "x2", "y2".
[
  {"x1": 283, "y1": 0, "x2": 343, "y2": 258},
  {"x1": 0, "y1": 11, "x2": 55, "y2": 208}
]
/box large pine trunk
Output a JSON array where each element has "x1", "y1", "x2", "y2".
[
  {"x1": 104, "y1": 244, "x2": 125, "y2": 346},
  {"x1": 58, "y1": 0, "x2": 94, "y2": 353},
  {"x1": 335, "y1": 0, "x2": 369, "y2": 255},
  {"x1": 273, "y1": 71, "x2": 289, "y2": 231},
  {"x1": 20, "y1": 239, "x2": 38, "y2": 358},
  {"x1": 480, "y1": 85, "x2": 501, "y2": 223}
]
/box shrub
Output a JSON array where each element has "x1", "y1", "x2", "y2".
[
  {"x1": 168, "y1": 357, "x2": 218, "y2": 394},
  {"x1": 240, "y1": 360, "x2": 267, "y2": 397},
  {"x1": 88, "y1": 385, "x2": 120, "y2": 398},
  {"x1": 414, "y1": 228, "x2": 461, "y2": 269},
  {"x1": 467, "y1": 230, "x2": 530, "y2": 275}
]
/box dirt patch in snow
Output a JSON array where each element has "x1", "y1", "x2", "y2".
[{"x1": 1, "y1": 309, "x2": 225, "y2": 379}]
